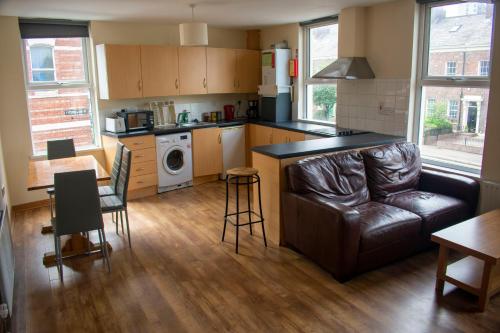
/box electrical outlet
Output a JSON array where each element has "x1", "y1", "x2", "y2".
[{"x1": 378, "y1": 103, "x2": 395, "y2": 115}]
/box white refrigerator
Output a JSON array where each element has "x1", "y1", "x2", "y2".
[{"x1": 221, "y1": 126, "x2": 246, "y2": 179}]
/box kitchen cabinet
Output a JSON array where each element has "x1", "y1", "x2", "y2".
[
  {"x1": 235, "y1": 49, "x2": 260, "y2": 93},
  {"x1": 96, "y1": 44, "x2": 142, "y2": 99},
  {"x1": 192, "y1": 127, "x2": 223, "y2": 177},
  {"x1": 140, "y1": 45, "x2": 179, "y2": 97},
  {"x1": 248, "y1": 124, "x2": 273, "y2": 147},
  {"x1": 178, "y1": 47, "x2": 208, "y2": 95},
  {"x1": 101, "y1": 134, "x2": 157, "y2": 199},
  {"x1": 277, "y1": 128, "x2": 306, "y2": 143},
  {"x1": 207, "y1": 48, "x2": 237, "y2": 94}
]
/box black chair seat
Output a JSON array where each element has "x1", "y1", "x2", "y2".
[
  {"x1": 100, "y1": 195, "x2": 124, "y2": 212},
  {"x1": 98, "y1": 185, "x2": 115, "y2": 197}
]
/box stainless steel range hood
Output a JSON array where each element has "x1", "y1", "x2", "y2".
[{"x1": 312, "y1": 57, "x2": 375, "y2": 80}]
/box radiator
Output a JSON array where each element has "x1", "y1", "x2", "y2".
[{"x1": 479, "y1": 180, "x2": 500, "y2": 214}]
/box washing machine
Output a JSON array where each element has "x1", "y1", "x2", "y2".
[{"x1": 156, "y1": 132, "x2": 193, "y2": 193}]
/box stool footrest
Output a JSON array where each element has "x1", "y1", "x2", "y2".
[{"x1": 225, "y1": 211, "x2": 263, "y2": 227}]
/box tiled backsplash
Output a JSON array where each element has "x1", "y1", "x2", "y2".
[
  {"x1": 98, "y1": 94, "x2": 253, "y2": 129},
  {"x1": 336, "y1": 79, "x2": 410, "y2": 136}
]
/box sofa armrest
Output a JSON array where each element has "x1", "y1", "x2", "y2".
[
  {"x1": 418, "y1": 169, "x2": 479, "y2": 213},
  {"x1": 282, "y1": 192, "x2": 361, "y2": 281}
]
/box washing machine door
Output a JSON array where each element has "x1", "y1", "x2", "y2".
[{"x1": 162, "y1": 145, "x2": 186, "y2": 175}]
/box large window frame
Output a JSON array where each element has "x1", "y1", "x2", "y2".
[
  {"x1": 413, "y1": 0, "x2": 493, "y2": 174},
  {"x1": 21, "y1": 37, "x2": 100, "y2": 155},
  {"x1": 301, "y1": 18, "x2": 339, "y2": 124}
]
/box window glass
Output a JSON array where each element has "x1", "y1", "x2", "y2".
[
  {"x1": 303, "y1": 21, "x2": 338, "y2": 123},
  {"x1": 426, "y1": 2, "x2": 493, "y2": 78},
  {"x1": 417, "y1": 1, "x2": 493, "y2": 172},
  {"x1": 23, "y1": 38, "x2": 97, "y2": 155}
]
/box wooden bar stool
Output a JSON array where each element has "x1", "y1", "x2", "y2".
[{"x1": 222, "y1": 167, "x2": 267, "y2": 253}]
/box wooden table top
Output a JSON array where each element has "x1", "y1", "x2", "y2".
[
  {"x1": 27, "y1": 155, "x2": 110, "y2": 191},
  {"x1": 431, "y1": 209, "x2": 500, "y2": 264}
]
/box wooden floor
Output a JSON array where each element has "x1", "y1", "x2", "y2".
[{"x1": 12, "y1": 181, "x2": 500, "y2": 332}]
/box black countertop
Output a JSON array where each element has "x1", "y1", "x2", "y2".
[{"x1": 251, "y1": 133, "x2": 406, "y2": 159}]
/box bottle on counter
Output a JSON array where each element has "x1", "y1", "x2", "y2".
[{"x1": 167, "y1": 101, "x2": 176, "y2": 124}]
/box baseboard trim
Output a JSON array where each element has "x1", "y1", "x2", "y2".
[
  {"x1": 13, "y1": 199, "x2": 50, "y2": 214},
  {"x1": 193, "y1": 175, "x2": 220, "y2": 186}
]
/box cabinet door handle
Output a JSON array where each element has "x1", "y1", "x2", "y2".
[
  {"x1": 133, "y1": 142, "x2": 144, "y2": 146},
  {"x1": 136, "y1": 168, "x2": 145, "y2": 171},
  {"x1": 203, "y1": 78, "x2": 207, "y2": 88},
  {"x1": 175, "y1": 79, "x2": 179, "y2": 89},
  {"x1": 218, "y1": 133, "x2": 222, "y2": 144},
  {"x1": 136, "y1": 180, "x2": 144, "y2": 184},
  {"x1": 234, "y1": 79, "x2": 236, "y2": 88},
  {"x1": 135, "y1": 154, "x2": 144, "y2": 158},
  {"x1": 138, "y1": 80, "x2": 142, "y2": 91}
]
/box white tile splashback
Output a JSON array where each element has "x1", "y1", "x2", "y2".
[{"x1": 336, "y1": 79, "x2": 410, "y2": 137}]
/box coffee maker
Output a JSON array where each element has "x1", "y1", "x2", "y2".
[{"x1": 247, "y1": 100, "x2": 259, "y2": 119}]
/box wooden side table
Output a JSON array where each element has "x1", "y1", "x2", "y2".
[{"x1": 431, "y1": 209, "x2": 500, "y2": 312}]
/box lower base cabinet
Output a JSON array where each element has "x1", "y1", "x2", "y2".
[{"x1": 192, "y1": 128, "x2": 223, "y2": 177}]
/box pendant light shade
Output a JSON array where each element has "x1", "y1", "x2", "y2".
[{"x1": 180, "y1": 4, "x2": 208, "y2": 46}]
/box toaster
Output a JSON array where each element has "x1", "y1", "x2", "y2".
[{"x1": 105, "y1": 117, "x2": 126, "y2": 133}]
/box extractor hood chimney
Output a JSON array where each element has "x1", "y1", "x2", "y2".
[{"x1": 313, "y1": 7, "x2": 375, "y2": 80}]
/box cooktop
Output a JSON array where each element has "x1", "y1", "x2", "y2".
[{"x1": 311, "y1": 126, "x2": 368, "y2": 137}]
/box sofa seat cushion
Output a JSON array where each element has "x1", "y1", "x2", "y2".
[
  {"x1": 377, "y1": 191, "x2": 471, "y2": 235},
  {"x1": 356, "y1": 202, "x2": 422, "y2": 252}
]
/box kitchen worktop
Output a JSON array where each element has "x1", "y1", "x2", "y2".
[
  {"x1": 251, "y1": 133, "x2": 406, "y2": 159},
  {"x1": 100, "y1": 119, "x2": 356, "y2": 139}
]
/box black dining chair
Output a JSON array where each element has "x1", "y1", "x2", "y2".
[
  {"x1": 99, "y1": 142, "x2": 124, "y2": 197},
  {"x1": 52, "y1": 169, "x2": 110, "y2": 281},
  {"x1": 46, "y1": 139, "x2": 76, "y2": 219},
  {"x1": 100, "y1": 147, "x2": 132, "y2": 247}
]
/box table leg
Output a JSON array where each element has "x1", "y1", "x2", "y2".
[
  {"x1": 478, "y1": 261, "x2": 493, "y2": 312},
  {"x1": 435, "y1": 245, "x2": 449, "y2": 296},
  {"x1": 43, "y1": 233, "x2": 112, "y2": 266}
]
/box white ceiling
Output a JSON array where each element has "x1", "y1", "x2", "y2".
[{"x1": 0, "y1": 0, "x2": 388, "y2": 28}]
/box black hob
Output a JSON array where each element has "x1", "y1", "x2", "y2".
[{"x1": 311, "y1": 126, "x2": 368, "y2": 137}]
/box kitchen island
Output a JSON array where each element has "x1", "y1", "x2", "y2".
[{"x1": 251, "y1": 133, "x2": 406, "y2": 246}]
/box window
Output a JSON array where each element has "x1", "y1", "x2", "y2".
[
  {"x1": 448, "y1": 100, "x2": 459, "y2": 119},
  {"x1": 427, "y1": 98, "x2": 436, "y2": 115},
  {"x1": 479, "y1": 60, "x2": 489, "y2": 76},
  {"x1": 415, "y1": 1, "x2": 493, "y2": 173},
  {"x1": 22, "y1": 30, "x2": 98, "y2": 155},
  {"x1": 29, "y1": 45, "x2": 55, "y2": 82},
  {"x1": 302, "y1": 20, "x2": 338, "y2": 123},
  {"x1": 446, "y1": 61, "x2": 457, "y2": 76}
]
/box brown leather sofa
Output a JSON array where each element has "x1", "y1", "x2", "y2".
[{"x1": 282, "y1": 142, "x2": 479, "y2": 282}]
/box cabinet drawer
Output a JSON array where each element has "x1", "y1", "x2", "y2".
[
  {"x1": 120, "y1": 135, "x2": 155, "y2": 150},
  {"x1": 130, "y1": 161, "x2": 157, "y2": 177},
  {"x1": 130, "y1": 147, "x2": 156, "y2": 163},
  {"x1": 128, "y1": 173, "x2": 157, "y2": 191}
]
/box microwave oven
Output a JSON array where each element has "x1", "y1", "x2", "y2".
[{"x1": 116, "y1": 110, "x2": 154, "y2": 132}]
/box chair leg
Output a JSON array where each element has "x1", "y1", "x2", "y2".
[
  {"x1": 56, "y1": 236, "x2": 63, "y2": 281},
  {"x1": 53, "y1": 234, "x2": 60, "y2": 278},
  {"x1": 235, "y1": 177, "x2": 240, "y2": 254},
  {"x1": 115, "y1": 211, "x2": 119, "y2": 235},
  {"x1": 247, "y1": 176, "x2": 253, "y2": 235},
  {"x1": 120, "y1": 210, "x2": 125, "y2": 235},
  {"x1": 86, "y1": 232, "x2": 91, "y2": 254},
  {"x1": 99, "y1": 229, "x2": 111, "y2": 273},
  {"x1": 257, "y1": 175, "x2": 267, "y2": 248},
  {"x1": 222, "y1": 175, "x2": 229, "y2": 242},
  {"x1": 124, "y1": 208, "x2": 131, "y2": 248}
]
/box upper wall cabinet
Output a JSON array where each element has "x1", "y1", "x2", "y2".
[
  {"x1": 96, "y1": 44, "x2": 142, "y2": 100},
  {"x1": 140, "y1": 45, "x2": 179, "y2": 97},
  {"x1": 207, "y1": 48, "x2": 237, "y2": 94},
  {"x1": 236, "y1": 49, "x2": 260, "y2": 93},
  {"x1": 178, "y1": 47, "x2": 207, "y2": 95}
]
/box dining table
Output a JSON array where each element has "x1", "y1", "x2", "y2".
[{"x1": 27, "y1": 155, "x2": 112, "y2": 266}]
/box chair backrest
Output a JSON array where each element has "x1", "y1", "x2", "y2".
[
  {"x1": 53, "y1": 170, "x2": 104, "y2": 236},
  {"x1": 47, "y1": 139, "x2": 76, "y2": 160},
  {"x1": 110, "y1": 142, "x2": 125, "y2": 193},
  {"x1": 116, "y1": 147, "x2": 132, "y2": 206},
  {"x1": 286, "y1": 150, "x2": 370, "y2": 207}
]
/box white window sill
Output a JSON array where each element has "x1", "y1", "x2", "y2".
[
  {"x1": 30, "y1": 146, "x2": 103, "y2": 160},
  {"x1": 422, "y1": 161, "x2": 481, "y2": 180}
]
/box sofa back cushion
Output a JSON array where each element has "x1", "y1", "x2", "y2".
[
  {"x1": 361, "y1": 142, "x2": 421, "y2": 198},
  {"x1": 286, "y1": 150, "x2": 370, "y2": 206}
]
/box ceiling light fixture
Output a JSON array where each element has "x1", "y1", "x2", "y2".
[{"x1": 179, "y1": 4, "x2": 208, "y2": 46}]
